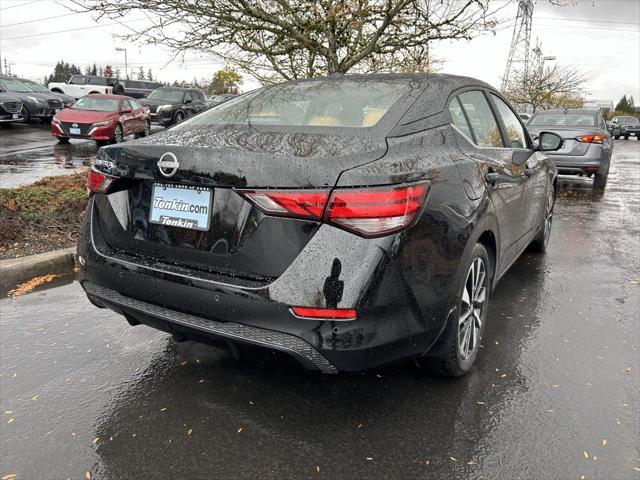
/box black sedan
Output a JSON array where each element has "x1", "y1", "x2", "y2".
[{"x1": 78, "y1": 74, "x2": 562, "y2": 376}]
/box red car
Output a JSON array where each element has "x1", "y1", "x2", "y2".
[{"x1": 51, "y1": 94, "x2": 150, "y2": 145}]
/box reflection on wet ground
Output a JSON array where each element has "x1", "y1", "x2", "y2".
[
  {"x1": 0, "y1": 123, "x2": 163, "y2": 188},
  {"x1": 0, "y1": 141, "x2": 638, "y2": 479}
]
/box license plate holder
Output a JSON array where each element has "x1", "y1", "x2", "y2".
[
  {"x1": 149, "y1": 183, "x2": 212, "y2": 231},
  {"x1": 12, "y1": 113, "x2": 18, "y2": 119},
  {"x1": 70, "y1": 127, "x2": 81, "y2": 135}
]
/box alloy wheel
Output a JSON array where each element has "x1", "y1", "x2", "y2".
[
  {"x1": 144, "y1": 121, "x2": 150, "y2": 136},
  {"x1": 543, "y1": 190, "x2": 554, "y2": 244},
  {"x1": 458, "y1": 257, "x2": 487, "y2": 360},
  {"x1": 114, "y1": 125, "x2": 123, "y2": 143}
]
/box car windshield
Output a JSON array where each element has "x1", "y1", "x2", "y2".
[
  {"x1": 21, "y1": 81, "x2": 48, "y2": 93},
  {"x1": 0, "y1": 78, "x2": 33, "y2": 93},
  {"x1": 182, "y1": 78, "x2": 408, "y2": 128},
  {"x1": 147, "y1": 89, "x2": 185, "y2": 102},
  {"x1": 529, "y1": 112, "x2": 596, "y2": 127},
  {"x1": 73, "y1": 97, "x2": 119, "y2": 112},
  {"x1": 618, "y1": 116, "x2": 639, "y2": 124}
]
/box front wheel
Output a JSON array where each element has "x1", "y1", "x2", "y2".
[
  {"x1": 594, "y1": 171, "x2": 608, "y2": 189},
  {"x1": 624, "y1": 134, "x2": 630, "y2": 140},
  {"x1": 530, "y1": 187, "x2": 555, "y2": 252},
  {"x1": 21, "y1": 106, "x2": 30, "y2": 123},
  {"x1": 112, "y1": 124, "x2": 123, "y2": 144},
  {"x1": 614, "y1": 134, "x2": 620, "y2": 140},
  {"x1": 416, "y1": 243, "x2": 491, "y2": 377},
  {"x1": 134, "y1": 121, "x2": 150, "y2": 139}
]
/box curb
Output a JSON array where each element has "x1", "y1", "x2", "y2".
[{"x1": 0, "y1": 247, "x2": 77, "y2": 285}]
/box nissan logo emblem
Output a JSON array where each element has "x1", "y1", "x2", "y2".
[
  {"x1": 157, "y1": 152, "x2": 179, "y2": 178},
  {"x1": 72, "y1": 123, "x2": 78, "y2": 127}
]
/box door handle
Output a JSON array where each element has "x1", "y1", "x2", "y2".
[{"x1": 485, "y1": 172, "x2": 499, "y2": 185}]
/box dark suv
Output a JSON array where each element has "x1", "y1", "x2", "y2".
[
  {"x1": 608, "y1": 115, "x2": 640, "y2": 140},
  {"x1": 141, "y1": 87, "x2": 207, "y2": 126},
  {"x1": 119, "y1": 80, "x2": 163, "y2": 99},
  {"x1": 0, "y1": 92, "x2": 24, "y2": 123}
]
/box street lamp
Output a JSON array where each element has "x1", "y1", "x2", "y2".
[{"x1": 115, "y1": 47, "x2": 128, "y2": 79}]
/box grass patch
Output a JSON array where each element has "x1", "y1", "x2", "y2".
[{"x1": 0, "y1": 172, "x2": 88, "y2": 259}]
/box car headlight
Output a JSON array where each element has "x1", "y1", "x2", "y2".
[
  {"x1": 157, "y1": 104, "x2": 173, "y2": 112},
  {"x1": 91, "y1": 120, "x2": 113, "y2": 128},
  {"x1": 28, "y1": 96, "x2": 46, "y2": 106},
  {"x1": 52, "y1": 116, "x2": 61, "y2": 124}
]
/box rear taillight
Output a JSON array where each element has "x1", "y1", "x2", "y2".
[
  {"x1": 239, "y1": 182, "x2": 429, "y2": 238},
  {"x1": 290, "y1": 306, "x2": 357, "y2": 320},
  {"x1": 87, "y1": 169, "x2": 115, "y2": 194},
  {"x1": 576, "y1": 134, "x2": 604, "y2": 144}
]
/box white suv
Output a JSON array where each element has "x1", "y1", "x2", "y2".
[{"x1": 48, "y1": 75, "x2": 123, "y2": 99}]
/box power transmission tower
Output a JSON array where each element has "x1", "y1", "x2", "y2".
[{"x1": 501, "y1": 0, "x2": 534, "y2": 91}]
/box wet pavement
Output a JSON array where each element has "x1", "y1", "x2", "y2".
[
  {"x1": 1, "y1": 140, "x2": 639, "y2": 480},
  {"x1": 0, "y1": 123, "x2": 163, "y2": 188}
]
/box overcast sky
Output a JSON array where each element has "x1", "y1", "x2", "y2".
[{"x1": 0, "y1": 0, "x2": 638, "y2": 103}]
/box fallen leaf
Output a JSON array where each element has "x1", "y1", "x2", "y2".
[
  {"x1": 583, "y1": 451, "x2": 589, "y2": 459},
  {"x1": 92, "y1": 437, "x2": 99, "y2": 444},
  {"x1": 633, "y1": 466, "x2": 640, "y2": 472},
  {"x1": 500, "y1": 373, "x2": 507, "y2": 378},
  {"x1": 31, "y1": 395, "x2": 39, "y2": 401},
  {"x1": 249, "y1": 401, "x2": 254, "y2": 406},
  {"x1": 160, "y1": 408, "x2": 167, "y2": 412},
  {"x1": 357, "y1": 423, "x2": 363, "y2": 429},
  {"x1": 450, "y1": 457, "x2": 457, "y2": 462},
  {"x1": 180, "y1": 361, "x2": 188, "y2": 366},
  {"x1": 624, "y1": 367, "x2": 632, "y2": 373},
  {"x1": 85, "y1": 472, "x2": 92, "y2": 480},
  {"x1": 366, "y1": 457, "x2": 373, "y2": 461},
  {"x1": 9, "y1": 274, "x2": 60, "y2": 298},
  {"x1": 198, "y1": 379, "x2": 205, "y2": 383},
  {"x1": 3, "y1": 411, "x2": 13, "y2": 415},
  {"x1": 237, "y1": 427, "x2": 243, "y2": 433},
  {"x1": 315, "y1": 465, "x2": 320, "y2": 473},
  {"x1": 425, "y1": 460, "x2": 431, "y2": 465},
  {"x1": 601, "y1": 439, "x2": 607, "y2": 446},
  {"x1": 476, "y1": 401, "x2": 485, "y2": 405},
  {"x1": 1, "y1": 474, "x2": 17, "y2": 480},
  {"x1": 186, "y1": 428, "x2": 192, "y2": 436},
  {"x1": 466, "y1": 460, "x2": 476, "y2": 465},
  {"x1": 7, "y1": 418, "x2": 14, "y2": 424}
]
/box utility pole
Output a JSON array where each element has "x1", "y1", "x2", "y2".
[
  {"x1": 501, "y1": 0, "x2": 534, "y2": 91},
  {"x1": 115, "y1": 47, "x2": 128, "y2": 79}
]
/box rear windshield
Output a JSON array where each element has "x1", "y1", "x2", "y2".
[
  {"x1": 618, "y1": 116, "x2": 639, "y2": 124},
  {"x1": 529, "y1": 112, "x2": 596, "y2": 127},
  {"x1": 181, "y1": 79, "x2": 408, "y2": 128},
  {"x1": 73, "y1": 97, "x2": 119, "y2": 112},
  {"x1": 148, "y1": 89, "x2": 185, "y2": 102}
]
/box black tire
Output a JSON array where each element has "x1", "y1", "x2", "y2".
[
  {"x1": 135, "y1": 120, "x2": 151, "y2": 138},
  {"x1": 614, "y1": 134, "x2": 620, "y2": 140},
  {"x1": 112, "y1": 124, "x2": 123, "y2": 144},
  {"x1": 174, "y1": 111, "x2": 184, "y2": 124},
  {"x1": 624, "y1": 135, "x2": 630, "y2": 140},
  {"x1": 530, "y1": 186, "x2": 555, "y2": 252},
  {"x1": 416, "y1": 243, "x2": 491, "y2": 377},
  {"x1": 21, "y1": 106, "x2": 30, "y2": 123},
  {"x1": 57, "y1": 137, "x2": 70, "y2": 144},
  {"x1": 594, "y1": 171, "x2": 608, "y2": 189}
]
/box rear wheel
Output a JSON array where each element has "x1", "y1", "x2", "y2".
[
  {"x1": 594, "y1": 171, "x2": 608, "y2": 189},
  {"x1": 530, "y1": 187, "x2": 555, "y2": 252},
  {"x1": 112, "y1": 124, "x2": 123, "y2": 144},
  {"x1": 175, "y1": 111, "x2": 184, "y2": 124},
  {"x1": 416, "y1": 243, "x2": 491, "y2": 377},
  {"x1": 134, "y1": 120, "x2": 151, "y2": 138}
]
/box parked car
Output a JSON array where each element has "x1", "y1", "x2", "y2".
[
  {"x1": 0, "y1": 76, "x2": 57, "y2": 121},
  {"x1": 51, "y1": 94, "x2": 150, "y2": 145},
  {"x1": 141, "y1": 87, "x2": 207, "y2": 126},
  {"x1": 608, "y1": 115, "x2": 640, "y2": 140},
  {"x1": 527, "y1": 109, "x2": 613, "y2": 189},
  {"x1": 207, "y1": 93, "x2": 237, "y2": 109},
  {"x1": 17, "y1": 78, "x2": 75, "y2": 108},
  {"x1": 118, "y1": 79, "x2": 163, "y2": 99},
  {"x1": 0, "y1": 92, "x2": 24, "y2": 124},
  {"x1": 78, "y1": 73, "x2": 563, "y2": 376},
  {"x1": 48, "y1": 75, "x2": 124, "y2": 99}
]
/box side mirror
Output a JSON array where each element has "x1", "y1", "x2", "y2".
[
  {"x1": 535, "y1": 131, "x2": 563, "y2": 152},
  {"x1": 184, "y1": 98, "x2": 192, "y2": 104},
  {"x1": 122, "y1": 106, "x2": 132, "y2": 113}
]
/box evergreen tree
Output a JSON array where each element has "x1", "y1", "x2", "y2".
[
  {"x1": 615, "y1": 95, "x2": 631, "y2": 113},
  {"x1": 90, "y1": 63, "x2": 97, "y2": 75},
  {"x1": 137, "y1": 66, "x2": 146, "y2": 80},
  {"x1": 147, "y1": 69, "x2": 153, "y2": 82}
]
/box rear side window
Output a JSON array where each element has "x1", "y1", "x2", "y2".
[
  {"x1": 490, "y1": 94, "x2": 527, "y2": 148},
  {"x1": 458, "y1": 91, "x2": 503, "y2": 148},
  {"x1": 184, "y1": 91, "x2": 193, "y2": 103},
  {"x1": 89, "y1": 76, "x2": 106, "y2": 85},
  {"x1": 448, "y1": 97, "x2": 473, "y2": 140}
]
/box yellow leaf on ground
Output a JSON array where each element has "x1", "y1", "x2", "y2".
[
  {"x1": 583, "y1": 451, "x2": 589, "y2": 459},
  {"x1": 186, "y1": 428, "x2": 192, "y2": 436},
  {"x1": 84, "y1": 472, "x2": 92, "y2": 480},
  {"x1": 1, "y1": 474, "x2": 17, "y2": 480},
  {"x1": 602, "y1": 439, "x2": 607, "y2": 446},
  {"x1": 315, "y1": 465, "x2": 320, "y2": 473},
  {"x1": 237, "y1": 427, "x2": 243, "y2": 433},
  {"x1": 31, "y1": 395, "x2": 39, "y2": 401},
  {"x1": 92, "y1": 437, "x2": 99, "y2": 445},
  {"x1": 9, "y1": 274, "x2": 60, "y2": 298}
]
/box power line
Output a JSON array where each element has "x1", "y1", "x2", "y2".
[
  {"x1": 535, "y1": 16, "x2": 640, "y2": 26},
  {"x1": 0, "y1": 0, "x2": 39, "y2": 11},
  {"x1": 0, "y1": 16, "x2": 159, "y2": 41},
  {"x1": 1, "y1": 11, "x2": 85, "y2": 28}
]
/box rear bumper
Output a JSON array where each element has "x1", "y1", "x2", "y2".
[
  {"x1": 549, "y1": 144, "x2": 609, "y2": 175},
  {"x1": 77, "y1": 197, "x2": 458, "y2": 373}
]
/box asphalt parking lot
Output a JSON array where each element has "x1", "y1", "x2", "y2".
[
  {"x1": 0, "y1": 139, "x2": 639, "y2": 480},
  {"x1": 0, "y1": 122, "x2": 164, "y2": 188}
]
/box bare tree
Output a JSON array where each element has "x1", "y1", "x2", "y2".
[
  {"x1": 503, "y1": 61, "x2": 585, "y2": 112},
  {"x1": 74, "y1": 0, "x2": 506, "y2": 82}
]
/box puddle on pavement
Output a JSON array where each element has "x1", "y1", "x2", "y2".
[
  {"x1": 0, "y1": 141, "x2": 96, "y2": 188},
  {"x1": 0, "y1": 271, "x2": 78, "y2": 299}
]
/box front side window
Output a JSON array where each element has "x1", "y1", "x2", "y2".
[
  {"x1": 490, "y1": 94, "x2": 527, "y2": 148},
  {"x1": 69, "y1": 76, "x2": 86, "y2": 85},
  {"x1": 458, "y1": 91, "x2": 503, "y2": 148},
  {"x1": 448, "y1": 97, "x2": 473, "y2": 140},
  {"x1": 179, "y1": 78, "x2": 409, "y2": 128}
]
